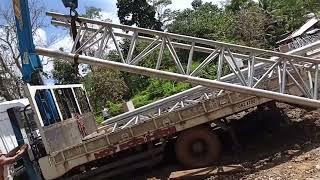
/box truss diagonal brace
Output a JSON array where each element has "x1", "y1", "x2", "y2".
[
  {"x1": 166, "y1": 37, "x2": 186, "y2": 74},
  {"x1": 130, "y1": 37, "x2": 161, "y2": 65},
  {"x1": 109, "y1": 27, "x2": 126, "y2": 63},
  {"x1": 190, "y1": 48, "x2": 220, "y2": 77}
]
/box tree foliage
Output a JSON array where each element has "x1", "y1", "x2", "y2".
[
  {"x1": 233, "y1": 5, "x2": 268, "y2": 48},
  {"x1": 117, "y1": 0, "x2": 172, "y2": 30},
  {"x1": 150, "y1": 0, "x2": 172, "y2": 29},
  {"x1": 168, "y1": 2, "x2": 234, "y2": 42},
  {"x1": 117, "y1": 0, "x2": 159, "y2": 29},
  {"x1": 132, "y1": 79, "x2": 190, "y2": 108},
  {"x1": 225, "y1": 0, "x2": 255, "y2": 12},
  {"x1": 52, "y1": 59, "x2": 81, "y2": 84},
  {"x1": 82, "y1": 6, "x2": 102, "y2": 19},
  {"x1": 83, "y1": 66, "x2": 128, "y2": 112}
]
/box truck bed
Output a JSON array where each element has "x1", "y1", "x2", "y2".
[{"x1": 40, "y1": 74, "x2": 301, "y2": 179}]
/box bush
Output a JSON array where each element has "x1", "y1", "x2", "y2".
[
  {"x1": 132, "y1": 79, "x2": 190, "y2": 108},
  {"x1": 95, "y1": 114, "x2": 104, "y2": 125},
  {"x1": 107, "y1": 101, "x2": 124, "y2": 117}
]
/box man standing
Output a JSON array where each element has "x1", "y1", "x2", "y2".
[
  {"x1": 102, "y1": 107, "x2": 110, "y2": 120},
  {"x1": 0, "y1": 144, "x2": 28, "y2": 180}
]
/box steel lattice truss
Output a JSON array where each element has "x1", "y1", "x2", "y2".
[{"x1": 39, "y1": 12, "x2": 320, "y2": 129}]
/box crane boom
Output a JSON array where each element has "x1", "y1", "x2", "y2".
[{"x1": 12, "y1": 0, "x2": 42, "y2": 84}]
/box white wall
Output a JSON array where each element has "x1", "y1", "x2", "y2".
[
  {"x1": 0, "y1": 112, "x2": 18, "y2": 153},
  {"x1": 0, "y1": 99, "x2": 29, "y2": 154}
]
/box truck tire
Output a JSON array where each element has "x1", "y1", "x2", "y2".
[{"x1": 175, "y1": 125, "x2": 221, "y2": 168}]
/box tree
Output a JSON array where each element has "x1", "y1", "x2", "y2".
[
  {"x1": 117, "y1": 0, "x2": 172, "y2": 30},
  {"x1": 0, "y1": 0, "x2": 46, "y2": 100},
  {"x1": 51, "y1": 49, "x2": 81, "y2": 84},
  {"x1": 149, "y1": 0, "x2": 172, "y2": 30},
  {"x1": 168, "y1": 2, "x2": 234, "y2": 42},
  {"x1": 225, "y1": 0, "x2": 255, "y2": 12},
  {"x1": 82, "y1": 6, "x2": 102, "y2": 19},
  {"x1": 233, "y1": 5, "x2": 268, "y2": 48},
  {"x1": 191, "y1": 0, "x2": 202, "y2": 9},
  {"x1": 83, "y1": 66, "x2": 128, "y2": 112},
  {"x1": 117, "y1": 0, "x2": 158, "y2": 29}
]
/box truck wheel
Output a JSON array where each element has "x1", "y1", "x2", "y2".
[{"x1": 175, "y1": 126, "x2": 221, "y2": 168}]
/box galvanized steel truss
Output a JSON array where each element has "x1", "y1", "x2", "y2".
[{"x1": 37, "y1": 12, "x2": 320, "y2": 129}]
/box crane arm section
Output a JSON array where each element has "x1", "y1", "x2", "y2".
[{"x1": 12, "y1": 0, "x2": 42, "y2": 84}]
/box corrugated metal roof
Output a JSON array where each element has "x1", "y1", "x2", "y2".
[
  {"x1": 291, "y1": 17, "x2": 319, "y2": 38},
  {"x1": 278, "y1": 17, "x2": 319, "y2": 44}
]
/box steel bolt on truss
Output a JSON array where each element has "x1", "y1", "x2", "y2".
[{"x1": 40, "y1": 12, "x2": 320, "y2": 129}]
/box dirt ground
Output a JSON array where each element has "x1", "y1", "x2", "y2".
[
  {"x1": 130, "y1": 102, "x2": 320, "y2": 180},
  {"x1": 239, "y1": 103, "x2": 320, "y2": 180}
]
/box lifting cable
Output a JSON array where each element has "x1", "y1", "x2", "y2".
[{"x1": 70, "y1": 9, "x2": 81, "y2": 81}]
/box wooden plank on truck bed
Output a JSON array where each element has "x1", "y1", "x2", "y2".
[{"x1": 169, "y1": 165, "x2": 244, "y2": 180}]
